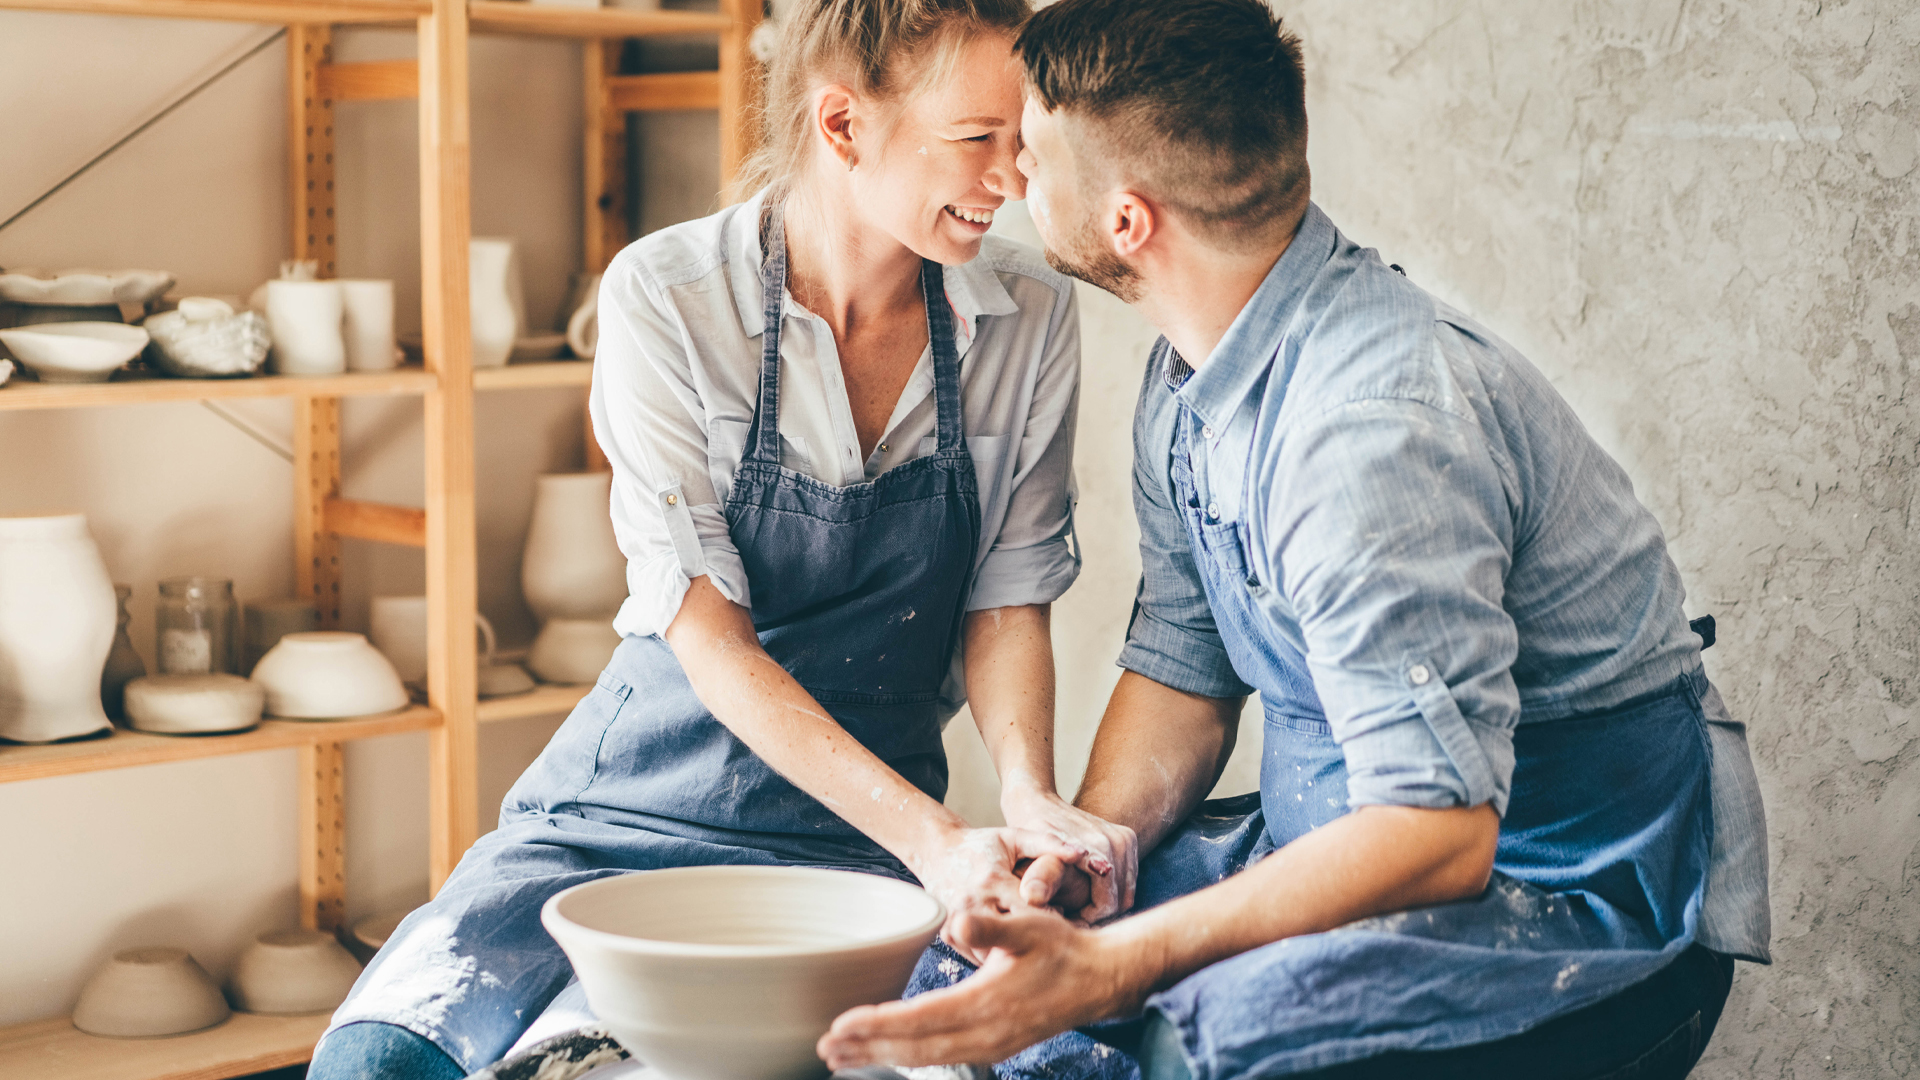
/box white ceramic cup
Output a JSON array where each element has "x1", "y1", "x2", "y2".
[
  {"x1": 265, "y1": 280, "x2": 346, "y2": 376},
  {"x1": 369, "y1": 595, "x2": 497, "y2": 686},
  {"x1": 337, "y1": 279, "x2": 397, "y2": 372}
]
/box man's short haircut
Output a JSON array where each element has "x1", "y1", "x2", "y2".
[{"x1": 1015, "y1": 0, "x2": 1308, "y2": 250}]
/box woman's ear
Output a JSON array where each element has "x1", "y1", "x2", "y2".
[{"x1": 813, "y1": 85, "x2": 860, "y2": 170}]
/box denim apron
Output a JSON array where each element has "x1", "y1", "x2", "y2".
[
  {"x1": 1113, "y1": 407, "x2": 1717, "y2": 1080},
  {"x1": 325, "y1": 210, "x2": 987, "y2": 1073}
]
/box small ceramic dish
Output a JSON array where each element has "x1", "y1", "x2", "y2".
[
  {"x1": 0, "y1": 322, "x2": 149, "y2": 383},
  {"x1": 543, "y1": 866, "x2": 943, "y2": 1080},
  {"x1": 510, "y1": 333, "x2": 570, "y2": 362},
  {"x1": 227, "y1": 929, "x2": 364, "y2": 1015},
  {"x1": 251, "y1": 631, "x2": 409, "y2": 719},
  {"x1": 479, "y1": 661, "x2": 537, "y2": 699},
  {"x1": 145, "y1": 298, "x2": 271, "y2": 378},
  {"x1": 346, "y1": 907, "x2": 414, "y2": 963},
  {"x1": 0, "y1": 268, "x2": 175, "y2": 307},
  {"x1": 124, "y1": 674, "x2": 264, "y2": 735},
  {"x1": 72, "y1": 947, "x2": 231, "y2": 1038}
]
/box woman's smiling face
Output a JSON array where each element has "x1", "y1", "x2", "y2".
[{"x1": 849, "y1": 31, "x2": 1028, "y2": 266}]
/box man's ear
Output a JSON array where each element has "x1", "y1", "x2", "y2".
[
  {"x1": 1108, "y1": 192, "x2": 1157, "y2": 259},
  {"x1": 813, "y1": 85, "x2": 859, "y2": 169}
]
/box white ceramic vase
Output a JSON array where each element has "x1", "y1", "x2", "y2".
[
  {"x1": 0, "y1": 514, "x2": 115, "y2": 743},
  {"x1": 265, "y1": 280, "x2": 347, "y2": 376},
  {"x1": 522, "y1": 473, "x2": 628, "y2": 683},
  {"x1": 337, "y1": 279, "x2": 397, "y2": 372},
  {"x1": 469, "y1": 237, "x2": 524, "y2": 369}
]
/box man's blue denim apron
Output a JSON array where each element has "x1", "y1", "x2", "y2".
[
  {"x1": 326, "y1": 211, "x2": 1073, "y2": 1074},
  {"x1": 1094, "y1": 407, "x2": 1717, "y2": 1079}
]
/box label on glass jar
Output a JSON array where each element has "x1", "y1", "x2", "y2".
[{"x1": 161, "y1": 628, "x2": 214, "y2": 675}]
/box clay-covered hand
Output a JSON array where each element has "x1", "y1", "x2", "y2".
[
  {"x1": 1001, "y1": 789, "x2": 1137, "y2": 923},
  {"x1": 817, "y1": 905, "x2": 1149, "y2": 1070},
  {"x1": 911, "y1": 827, "x2": 1090, "y2": 964}
]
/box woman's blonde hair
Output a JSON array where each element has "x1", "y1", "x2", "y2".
[{"x1": 740, "y1": 0, "x2": 1031, "y2": 203}]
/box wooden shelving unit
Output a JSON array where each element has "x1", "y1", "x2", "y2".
[{"x1": 0, "y1": 0, "x2": 760, "y2": 1076}]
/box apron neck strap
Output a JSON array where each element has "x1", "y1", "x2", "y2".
[{"x1": 748, "y1": 203, "x2": 966, "y2": 465}]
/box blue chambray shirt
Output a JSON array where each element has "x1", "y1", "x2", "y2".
[{"x1": 1119, "y1": 203, "x2": 1771, "y2": 961}]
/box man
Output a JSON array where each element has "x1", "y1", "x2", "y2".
[{"x1": 818, "y1": 0, "x2": 1773, "y2": 1077}]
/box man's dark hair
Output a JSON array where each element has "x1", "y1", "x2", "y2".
[{"x1": 1015, "y1": 0, "x2": 1309, "y2": 249}]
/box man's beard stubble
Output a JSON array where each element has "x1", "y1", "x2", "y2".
[{"x1": 1042, "y1": 215, "x2": 1143, "y2": 304}]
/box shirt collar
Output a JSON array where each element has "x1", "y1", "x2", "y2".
[
  {"x1": 1173, "y1": 201, "x2": 1338, "y2": 433},
  {"x1": 728, "y1": 188, "x2": 1019, "y2": 346}
]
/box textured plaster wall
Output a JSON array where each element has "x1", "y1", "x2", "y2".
[{"x1": 1279, "y1": 0, "x2": 1919, "y2": 1072}]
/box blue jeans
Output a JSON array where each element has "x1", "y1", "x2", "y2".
[
  {"x1": 1137, "y1": 944, "x2": 1735, "y2": 1080},
  {"x1": 309, "y1": 1020, "x2": 464, "y2": 1080}
]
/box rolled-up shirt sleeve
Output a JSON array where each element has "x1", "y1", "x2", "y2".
[
  {"x1": 967, "y1": 283, "x2": 1083, "y2": 611},
  {"x1": 1116, "y1": 350, "x2": 1254, "y2": 700},
  {"x1": 589, "y1": 251, "x2": 751, "y2": 639},
  {"x1": 1274, "y1": 397, "x2": 1521, "y2": 814}
]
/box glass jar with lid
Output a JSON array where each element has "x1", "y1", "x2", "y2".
[{"x1": 156, "y1": 577, "x2": 240, "y2": 676}]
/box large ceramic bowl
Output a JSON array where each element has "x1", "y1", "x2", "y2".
[
  {"x1": 227, "y1": 929, "x2": 364, "y2": 1014},
  {"x1": 125, "y1": 674, "x2": 264, "y2": 735},
  {"x1": 72, "y1": 947, "x2": 231, "y2": 1038},
  {"x1": 0, "y1": 322, "x2": 149, "y2": 383},
  {"x1": 251, "y1": 631, "x2": 409, "y2": 719},
  {"x1": 542, "y1": 866, "x2": 943, "y2": 1080}
]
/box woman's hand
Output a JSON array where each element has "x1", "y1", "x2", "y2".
[
  {"x1": 1001, "y1": 785, "x2": 1138, "y2": 924},
  {"x1": 908, "y1": 825, "x2": 1091, "y2": 964}
]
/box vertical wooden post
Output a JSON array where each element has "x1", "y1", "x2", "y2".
[
  {"x1": 583, "y1": 39, "x2": 628, "y2": 274},
  {"x1": 293, "y1": 398, "x2": 343, "y2": 629},
  {"x1": 420, "y1": 0, "x2": 480, "y2": 892},
  {"x1": 290, "y1": 25, "x2": 347, "y2": 934},
  {"x1": 718, "y1": 0, "x2": 763, "y2": 200},
  {"x1": 298, "y1": 741, "x2": 348, "y2": 932},
  {"x1": 289, "y1": 25, "x2": 338, "y2": 280}
]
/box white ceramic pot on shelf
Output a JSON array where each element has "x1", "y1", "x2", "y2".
[
  {"x1": 227, "y1": 929, "x2": 364, "y2": 1015},
  {"x1": 265, "y1": 280, "x2": 347, "y2": 376},
  {"x1": 0, "y1": 514, "x2": 115, "y2": 744},
  {"x1": 522, "y1": 472, "x2": 628, "y2": 683},
  {"x1": 72, "y1": 948, "x2": 231, "y2": 1038},
  {"x1": 251, "y1": 631, "x2": 410, "y2": 719},
  {"x1": 470, "y1": 237, "x2": 525, "y2": 369}
]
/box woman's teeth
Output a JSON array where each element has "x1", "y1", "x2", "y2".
[{"x1": 946, "y1": 206, "x2": 994, "y2": 225}]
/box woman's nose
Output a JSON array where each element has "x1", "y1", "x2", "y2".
[{"x1": 982, "y1": 137, "x2": 1027, "y2": 201}]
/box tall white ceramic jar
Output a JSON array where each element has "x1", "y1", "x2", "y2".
[
  {"x1": 0, "y1": 514, "x2": 116, "y2": 743},
  {"x1": 469, "y1": 237, "x2": 524, "y2": 369},
  {"x1": 522, "y1": 472, "x2": 628, "y2": 620}
]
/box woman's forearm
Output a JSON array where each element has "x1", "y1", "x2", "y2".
[
  {"x1": 666, "y1": 575, "x2": 966, "y2": 864},
  {"x1": 962, "y1": 604, "x2": 1060, "y2": 805}
]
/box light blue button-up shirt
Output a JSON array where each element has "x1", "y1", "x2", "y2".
[{"x1": 1119, "y1": 203, "x2": 1771, "y2": 961}]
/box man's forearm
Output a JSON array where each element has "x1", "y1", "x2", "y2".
[
  {"x1": 1073, "y1": 671, "x2": 1243, "y2": 852},
  {"x1": 1105, "y1": 802, "x2": 1501, "y2": 998}
]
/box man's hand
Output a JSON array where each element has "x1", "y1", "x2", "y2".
[
  {"x1": 817, "y1": 907, "x2": 1155, "y2": 1070},
  {"x1": 910, "y1": 827, "x2": 1091, "y2": 964},
  {"x1": 1001, "y1": 787, "x2": 1137, "y2": 923}
]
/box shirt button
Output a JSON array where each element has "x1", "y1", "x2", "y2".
[
  {"x1": 1202, "y1": 425, "x2": 1215, "y2": 440},
  {"x1": 879, "y1": 443, "x2": 890, "y2": 453},
  {"x1": 1409, "y1": 664, "x2": 1432, "y2": 685},
  {"x1": 1205, "y1": 501, "x2": 1220, "y2": 519},
  {"x1": 664, "y1": 494, "x2": 678, "y2": 506}
]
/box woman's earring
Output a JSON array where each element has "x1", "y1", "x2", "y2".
[{"x1": 846, "y1": 151, "x2": 858, "y2": 172}]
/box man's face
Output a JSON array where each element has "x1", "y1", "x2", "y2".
[{"x1": 1017, "y1": 98, "x2": 1142, "y2": 302}]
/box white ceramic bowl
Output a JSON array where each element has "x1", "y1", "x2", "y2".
[
  {"x1": 251, "y1": 631, "x2": 409, "y2": 719},
  {"x1": 125, "y1": 673, "x2": 264, "y2": 735},
  {"x1": 527, "y1": 617, "x2": 621, "y2": 685},
  {"x1": 0, "y1": 322, "x2": 149, "y2": 383},
  {"x1": 542, "y1": 866, "x2": 943, "y2": 1080},
  {"x1": 0, "y1": 268, "x2": 175, "y2": 306},
  {"x1": 227, "y1": 929, "x2": 364, "y2": 1015},
  {"x1": 346, "y1": 906, "x2": 414, "y2": 963},
  {"x1": 72, "y1": 947, "x2": 231, "y2": 1038}
]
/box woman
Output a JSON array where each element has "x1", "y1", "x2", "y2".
[{"x1": 310, "y1": 2, "x2": 1136, "y2": 1077}]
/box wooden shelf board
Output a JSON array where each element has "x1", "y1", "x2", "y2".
[
  {"x1": 0, "y1": 707, "x2": 441, "y2": 786},
  {"x1": 469, "y1": 1, "x2": 728, "y2": 38},
  {"x1": 0, "y1": 0, "x2": 427, "y2": 24},
  {"x1": 477, "y1": 682, "x2": 589, "y2": 723},
  {"x1": 0, "y1": 367, "x2": 437, "y2": 412},
  {"x1": 0, "y1": 1011, "x2": 328, "y2": 1080},
  {"x1": 473, "y1": 359, "x2": 594, "y2": 390}
]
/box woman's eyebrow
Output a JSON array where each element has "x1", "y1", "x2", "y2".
[{"x1": 950, "y1": 115, "x2": 1008, "y2": 127}]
